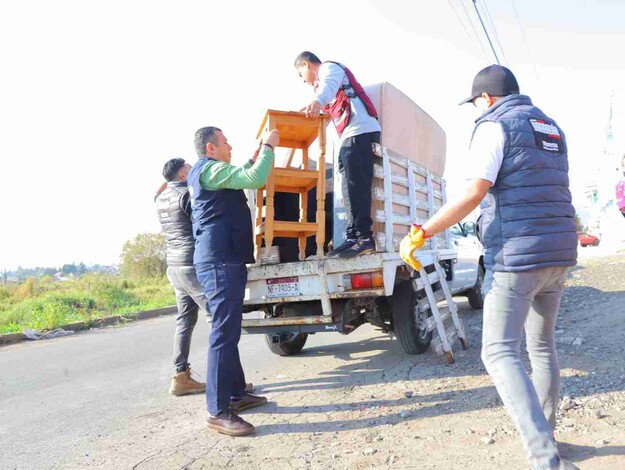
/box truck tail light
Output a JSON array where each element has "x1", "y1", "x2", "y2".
[{"x1": 343, "y1": 271, "x2": 384, "y2": 290}]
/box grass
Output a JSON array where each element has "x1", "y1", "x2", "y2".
[{"x1": 0, "y1": 274, "x2": 175, "y2": 334}]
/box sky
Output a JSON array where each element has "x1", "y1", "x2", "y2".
[{"x1": 1, "y1": 0, "x2": 624, "y2": 271}]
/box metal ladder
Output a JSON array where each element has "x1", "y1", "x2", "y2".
[{"x1": 412, "y1": 252, "x2": 469, "y2": 364}]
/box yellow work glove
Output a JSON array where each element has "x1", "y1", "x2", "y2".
[{"x1": 399, "y1": 224, "x2": 428, "y2": 271}]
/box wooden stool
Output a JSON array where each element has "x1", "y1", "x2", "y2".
[{"x1": 255, "y1": 110, "x2": 329, "y2": 263}]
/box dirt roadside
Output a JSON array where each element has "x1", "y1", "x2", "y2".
[{"x1": 64, "y1": 254, "x2": 625, "y2": 470}]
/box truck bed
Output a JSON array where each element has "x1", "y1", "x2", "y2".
[{"x1": 244, "y1": 249, "x2": 457, "y2": 313}]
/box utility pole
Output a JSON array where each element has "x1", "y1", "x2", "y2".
[{"x1": 472, "y1": 0, "x2": 500, "y2": 65}]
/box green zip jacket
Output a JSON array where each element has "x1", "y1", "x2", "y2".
[{"x1": 199, "y1": 146, "x2": 274, "y2": 190}]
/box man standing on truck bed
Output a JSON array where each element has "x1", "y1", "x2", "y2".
[
  {"x1": 294, "y1": 51, "x2": 381, "y2": 258},
  {"x1": 400, "y1": 65, "x2": 578, "y2": 470},
  {"x1": 188, "y1": 126, "x2": 278, "y2": 437},
  {"x1": 155, "y1": 158, "x2": 208, "y2": 397}
]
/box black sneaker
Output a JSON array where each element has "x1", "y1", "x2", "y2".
[
  {"x1": 339, "y1": 237, "x2": 376, "y2": 258},
  {"x1": 327, "y1": 238, "x2": 356, "y2": 257}
]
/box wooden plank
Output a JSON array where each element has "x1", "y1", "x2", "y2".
[
  {"x1": 386, "y1": 151, "x2": 433, "y2": 181},
  {"x1": 372, "y1": 154, "x2": 386, "y2": 248},
  {"x1": 411, "y1": 271, "x2": 440, "y2": 291},
  {"x1": 426, "y1": 170, "x2": 437, "y2": 250},
  {"x1": 433, "y1": 258, "x2": 468, "y2": 345},
  {"x1": 256, "y1": 221, "x2": 318, "y2": 233},
  {"x1": 316, "y1": 118, "x2": 326, "y2": 257},
  {"x1": 413, "y1": 181, "x2": 429, "y2": 195},
  {"x1": 431, "y1": 327, "x2": 459, "y2": 356},
  {"x1": 426, "y1": 307, "x2": 451, "y2": 332},
  {"x1": 273, "y1": 168, "x2": 318, "y2": 180},
  {"x1": 274, "y1": 221, "x2": 317, "y2": 232},
  {"x1": 255, "y1": 186, "x2": 264, "y2": 263},
  {"x1": 408, "y1": 161, "x2": 429, "y2": 178},
  {"x1": 373, "y1": 187, "x2": 426, "y2": 211},
  {"x1": 441, "y1": 179, "x2": 451, "y2": 249},
  {"x1": 382, "y1": 152, "x2": 394, "y2": 253},
  {"x1": 264, "y1": 114, "x2": 277, "y2": 252},
  {"x1": 273, "y1": 186, "x2": 306, "y2": 194},
  {"x1": 392, "y1": 203, "x2": 409, "y2": 215},
  {"x1": 274, "y1": 139, "x2": 307, "y2": 149},
  {"x1": 285, "y1": 148, "x2": 296, "y2": 168},
  {"x1": 374, "y1": 164, "x2": 409, "y2": 187},
  {"x1": 302, "y1": 147, "x2": 309, "y2": 170},
  {"x1": 407, "y1": 167, "x2": 417, "y2": 223},
  {"x1": 386, "y1": 152, "x2": 409, "y2": 169},
  {"x1": 374, "y1": 210, "x2": 413, "y2": 225},
  {"x1": 373, "y1": 186, "x2": 410, "y2": 207},
  {"x1": 417, "y1": 290, "x2": 445, "y2": 312},
  {"x1": 419, "y1": 266, "x2": 451, "y2": 354}
]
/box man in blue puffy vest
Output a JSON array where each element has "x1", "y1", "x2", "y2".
[
  {"x1": 188, "y1": 126, "x2": 279, "y2": 436},
  {"x1": 400, "y1": 65, "x2": 578, "y2": 470}
]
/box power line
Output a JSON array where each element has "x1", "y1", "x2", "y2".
[
  {"x1": 481, "y1": 0, "x2": 509, "y2": 66},
  {"x1": 458, "y1": 0, "x2": 490, "y2": 62},
  {"x1": 471, "y1": 0, "x2": 500, "y2": 64},
  {"x1": 510, "y1": 0, "x2": 539, "y2": 80},
  {"x1": 447, "y1": 0, "x2": 489, "y2": 62}
]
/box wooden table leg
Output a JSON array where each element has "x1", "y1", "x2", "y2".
[
  {"x1": 255, "y1": 187, "x2": 264, "y2": 264},
  {"x1": 265, "y1": 172, "x2": 275, "y2": 256},
  {"x1": 298, "y1": 187, "x2": 308, "y2": 260},
  {"x1": 316, "y1": 120, "x2": 327, "y2": 257}
]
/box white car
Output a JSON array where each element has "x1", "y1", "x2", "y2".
[{"x1": 449, "y1": 222, "x2": 484, "y2": 309}]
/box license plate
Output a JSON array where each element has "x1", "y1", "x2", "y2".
[{"x1": 266, "y1": 276, "x2": 300, "y2": 298}]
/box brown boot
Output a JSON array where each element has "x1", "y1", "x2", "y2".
[
  {"x1": 207, "y1": 410, "x2": 255, "y2": 436},
  {"x1": 230, "y1": 393, "x2": 268, "y2": 413},
  {"x1": 169, "y1": 368, "x2": 206, "y2": 396},
  {"x1": 245, "y1": 383, "x2": 254, "y2": 393}
]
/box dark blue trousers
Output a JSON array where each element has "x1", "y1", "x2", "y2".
[{"x1": 196, "y1": 262, "x2": 247, "y2": 416}]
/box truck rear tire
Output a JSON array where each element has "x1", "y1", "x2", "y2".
[
  {"x1": 467, "y1": 265, "x2": 485, "y2": 310},
  {"x1": 265, "y1": 333, "x2": 308, "y2": 356},
  {"x1": 392, "y1": 281, "x2": 432, "y2": 354}
]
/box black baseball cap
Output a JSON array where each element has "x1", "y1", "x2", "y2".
[{"x1": 459, "y1": 65, "x2": 520, "y2": 105}]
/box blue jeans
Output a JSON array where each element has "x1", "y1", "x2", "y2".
[
  {"x1": 482, "y1": 266, "x2": 569, "y2": 470},
  {"x1": 196, "y1": 262, "x2": 248, "y2": 416}
]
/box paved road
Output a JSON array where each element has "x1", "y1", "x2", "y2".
[
  {"x1": 3, "y1": 255, "x2": 623, "y2": 469},
  {"x1": 0, "y1": 312, "x2": 407, "y2": 470}
]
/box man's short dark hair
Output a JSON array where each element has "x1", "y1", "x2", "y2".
[
  {"x1": 162, "y1": 158, "x2": 186, "y2": 182},
  {"x1": 294, "y1": 51, "x2": 321, "y2": 68},
  {"x1": 194, "y1": 126, "x2": 221, "y2": 157}
]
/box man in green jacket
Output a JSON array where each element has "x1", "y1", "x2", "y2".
[{"x1": 188, "y1": 126, "x2": 278, "y2": 436}]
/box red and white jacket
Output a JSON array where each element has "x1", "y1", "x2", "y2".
[{"x1": 314, "y1": 61, "x2": 380, "y2": 138}]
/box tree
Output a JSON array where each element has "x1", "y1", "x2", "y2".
[
  {"x1": 78, "y1": 262, "x2": 87, "y2": 275},
  {"x1": 61, "y1": 263, "x2": 79, "y2": 276},
  {"x1": 120, "y1": 233, "x2": 167, "y2": 278}
]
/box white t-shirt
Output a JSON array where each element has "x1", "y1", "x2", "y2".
[
  {"x1": 315, "y1": 62, "x2": 381, "y2": 140},
  {"x1": 465, "y1": 121, "x2": 505, "y2": 185}
]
